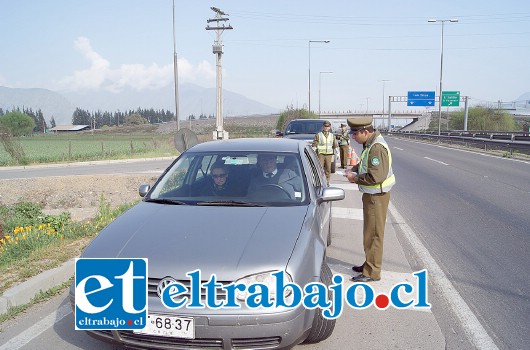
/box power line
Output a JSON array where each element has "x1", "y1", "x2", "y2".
[
  {"x1": 227, "y1": 30, "x2": 530, "y2": 45},
  {"x1": 224, "y1": 40, "x2": 530, "y2": 51},
  {"x1": 230, "y1": 11, "x2": 530, "y2": 26}
]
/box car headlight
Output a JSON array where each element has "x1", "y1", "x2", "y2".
[{"x1": 235, "y1": 271, "x2": 293, "y2": 302}]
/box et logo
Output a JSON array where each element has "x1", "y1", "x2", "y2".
[{"x1": 75, "y1": 258, "x2": 148, "y2": 330}]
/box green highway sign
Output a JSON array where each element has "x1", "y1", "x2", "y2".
[{"x1": 441, "y1": 91, "x2": 460, "y2": 106}]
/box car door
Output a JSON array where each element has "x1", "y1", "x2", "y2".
[{"x1": 303, "y1": 146, "x2": 331, "y2": 245}]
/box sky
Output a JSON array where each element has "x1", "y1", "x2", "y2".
[{"x1": 1, "y1": 0, "x2": 530, "y2": 114}]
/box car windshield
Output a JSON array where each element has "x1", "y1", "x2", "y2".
[
  {"x1": 147, "y1": 151, "x2": 308, "y2": 206},
  {"x1": 285, "y1": 121, "x2": 322, "y2": 134}
]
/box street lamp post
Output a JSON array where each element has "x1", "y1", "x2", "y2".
[
  {"x1": 428, "y1": 18, "x2": 458, "y2": 136},
  {"x1": 172, "y1": 0, "x2": 180, "y2": 131},
  {"x1": 319, "y1": 71, "x2": 333, "y2": 117},
  {"x1": 308, "y1": 40, "x2": 330, "y2": 113},
  {"x1": 379, "y1": 79, "x2": 391, "y2": 129}
]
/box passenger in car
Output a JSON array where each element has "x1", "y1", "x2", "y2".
[
  {"x1": 280, "y1": 156, "x2": 300, "y2": 175},
  {"x1": 198, "y1": 161, "x2": 239, "y2": 197},
  {"x1": 248, "y1": 154, "x2": 302, "y2": 199}
]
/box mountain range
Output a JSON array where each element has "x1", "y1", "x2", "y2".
[
  {"x1": 0, "y1": 84, "x2": 280, "y2": 125},
  {"x1": 1, "y1": 85, "x2": 528, "y2": 125}
]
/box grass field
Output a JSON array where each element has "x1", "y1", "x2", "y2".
[
  {"x1": 0, "y1": 115, "x2": 280, "y2": 166},
  {"x1": 0, "y1": 132, "x2": 178, "y2": 166}
]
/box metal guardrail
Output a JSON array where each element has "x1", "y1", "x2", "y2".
[{"x1": 389, "y1": 130, "x2": 530, "y2": 156}]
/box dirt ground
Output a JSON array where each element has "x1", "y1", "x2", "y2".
[{"x1": 0, "y1": 174, "x2": 159, "y2": 221}]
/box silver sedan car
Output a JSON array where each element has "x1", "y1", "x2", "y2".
[{"x1": 70, "y1": 138, "x2": 345, "y2": 350}]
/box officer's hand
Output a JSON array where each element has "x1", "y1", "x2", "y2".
[{"x1": 346, "y1": 172, "x2": 358, "y2": 183}]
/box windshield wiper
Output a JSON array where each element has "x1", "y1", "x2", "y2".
[
  {"x1": 145, "y1": 198, "x2": 188, "y2": 205},
  {"x1": 196, "y1": 200, "x2": 264, "y2": 207}
]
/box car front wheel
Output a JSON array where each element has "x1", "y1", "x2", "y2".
[{"x1": 302, "y1": 262, "x2": 336, "y2": 344}]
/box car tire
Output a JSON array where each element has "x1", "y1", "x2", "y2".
[{"x1": 302, "y1": 262, "x2": 336, "y2": 344}]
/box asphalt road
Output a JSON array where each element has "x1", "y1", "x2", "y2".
[
  {"x1": 0, "y1": 157, "x2": 175, "y2": 180},
  {"x1": 1, "y1": 140, "x2": 529, "y2": 349},
  {"x1": 383, "y1": 136, "x2": 530, "y2": 350},
  {"x1": 0, "y1": 166, "x2": 444, "y2": 350},
  {"x1": 0, "y1": 164, "x2": 445, "y2": 350}
]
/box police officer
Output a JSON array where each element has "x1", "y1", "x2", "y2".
[
  {"x1": 345, "y1": 116, "x2": 396, "y2": 282},
  {"x1": 337, "y1": 123, "x2": 350, "y2": 169},
  {"x1": 313, "y1": 120, "x2": 338, "y2": 185}
]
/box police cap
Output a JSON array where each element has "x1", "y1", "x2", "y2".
[
  {"x1": 347, "y1": 116, "x2": 373, "y2": 129},
  {"x1": 323, "y1": 120, "x2": 331, "y2": 126}
]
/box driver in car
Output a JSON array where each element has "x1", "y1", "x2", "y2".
[
  {"x1": 248, "y1": 154, "x2": 302, "y2": 199},
  {"x1": 198, "y1": 161, "x2": 239, "y2": 197}
]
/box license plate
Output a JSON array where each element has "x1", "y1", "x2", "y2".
[{"x1": 134, "y1": 314, "x2": 195, "y2": 339}]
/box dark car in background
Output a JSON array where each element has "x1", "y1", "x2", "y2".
[
  {"x1": 70, "y1": 138, "x2": 345, "y2": 350},
  {"x1": 278, "y1": 119, "x2": 338, "y2": 174}
]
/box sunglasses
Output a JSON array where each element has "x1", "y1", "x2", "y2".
[{"x1": 212, "y1": 173, "x2": 227, "y2": 179}]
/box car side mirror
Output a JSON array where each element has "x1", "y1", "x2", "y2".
[
  {"x1": 275, "y1": 130, "x2": 284, "y2": 137},
  {"x1": 317, "y1": 187, "x2": 345, "y2": 204},
  {"x1": 139, "y1": 183, "x2": 151, "y2": 197}
]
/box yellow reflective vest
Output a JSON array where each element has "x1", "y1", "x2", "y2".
[
  {"x1": 316, "y1": 132, "x2": 334, "y2": 155},
  {"x1": 358, "y1": 134, "x2": 396, "y2": 193}
]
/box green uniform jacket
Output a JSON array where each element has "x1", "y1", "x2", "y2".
[{"x1": 351, "y1": 131, "x2": 390, "y2": 186}]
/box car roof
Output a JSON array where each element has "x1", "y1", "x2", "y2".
[
  {"x1": 187, "y1": 137, "x2": 303, "y2": 153},
  {"x1": 288, "y1": 119, "x2": 327, "y2": 123}
]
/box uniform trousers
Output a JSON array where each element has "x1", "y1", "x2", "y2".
[
  {"x1": 339, "y1": 145, "x2": 349, "y2": 168},
  {"x1": 318, "y1": 153, "x2": 333, "y2": 185},
  {"x1": 361, "y1": 191, "x2": 390, "y2": 280}
]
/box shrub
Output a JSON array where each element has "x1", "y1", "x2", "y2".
[
  {"x1": 275, "y1": 105, "x2": 317, "y2": 131},
  {"x1": 0, "y1": 196, "x2": 136, "y2": 268},
  {"x1": 0, "y1": 202, "x2": 70, "y2": 240}
]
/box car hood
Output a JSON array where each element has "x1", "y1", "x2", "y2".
[{"x1": 82, "y1": 202, "x2": 310, "y2": 280}]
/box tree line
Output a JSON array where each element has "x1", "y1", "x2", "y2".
[
  {"x1": 1, "y1": 104, "x2": 525, "y2": 137},
  {"x1": 71, "y1": 107, "x2": 176, "y2": 128},
  {"x1": 0, "y1": 107, "x2": 178, "y2": 136},
  {"x1": 0, "y1": 107, "x2": 56, "y2": 134}
]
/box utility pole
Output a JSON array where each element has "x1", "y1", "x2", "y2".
[
  {"x1": 172, "y1": 0, "x2": 180, "y2": 131},
  {"x1": 206, "y1": 7, "x2": 233, "y2": 140},
  {"x1": 379, "y1": 79, "x2": 391, "y2": 129},
  {"x1": 463, "y1": 96, "x2": 469, "y2": 131}
]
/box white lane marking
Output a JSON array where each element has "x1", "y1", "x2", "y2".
[
  {"x1": 0, "y1": 303, "x2": 71, "y2": 350},
  {"x1": 394, "y1": 147, "x2": 404, "y2": 151},
  {"x1": 0, "y1": 171, "x2": 164, "y2": 181},
  {"x1": 329, "y1": 182, "x2": 359, "y2": 191},
  {"x1": 394, "y1": 138, "x2": 530, "y2": 165},
  {"x1": 332, "y1": 207, "x2": 363, "y2": 221},
  {"x1": 124, "y1": 170, "x2": 164, "y2": 174},
  {"x1": 388, "y1": 202, "x2": 499, "y2": 349},
  {"x1": 424, "y1": 157, "x2": 449, "y2": 166}
]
